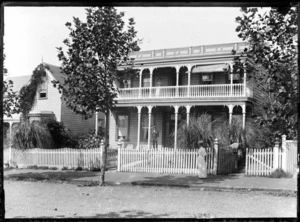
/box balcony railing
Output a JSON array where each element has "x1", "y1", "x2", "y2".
[
  {"x1": 129, "y1": 42, "x2": 249, "y2": 61},
  {"x1": 117, "y1": 84, "x2": 253, "y2": 100}
]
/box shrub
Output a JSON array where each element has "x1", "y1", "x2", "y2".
[
  {"x1": 78, "y1": 129, "x2": 104, "y2": 149},
  {"x1": 175, "y1": 114, "x2": 273, "y2": 153},
  {"x1": 212, "y1": 117, "x2": 273, "y2": 149},
  {"x1": 49, "y1": 167, "x2": 58, "y2": 170},
  {"x1": 62, "y1": 166, "x2": 68, "y2": 170},
  {"x1": 269, "y1": 169, "x2": 292, "y2": 178},
  {"x1": 174, "y1": 114, "x2": 214, "y2": 149},
  {"x1": 41, "y1": 118, "x2": 78, "y2": 148},
  {"x1": 90, "y1": 167, "x2": 101, "y2": 172},
  {"x1": 27, "y1": 165, "x2": 38, "y2": 169},
  {"x1": 13, "y1": 121, "x2": 53, "y2": 149},
  {"x1": 75, "y1": 166, "x2": 83, "y2": 171},
  {"x1": 3, "y1": 122, "x2": 10, "y2": 146}
]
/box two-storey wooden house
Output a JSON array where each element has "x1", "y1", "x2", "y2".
[
  {"x1": 4, "y1": 63, "x2": 105, "y2": 137},
  {"x1": 109, "y1": 42, "x2": 256, "y2": 149}
]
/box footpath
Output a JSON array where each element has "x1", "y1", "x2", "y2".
[{"x1": 4, "y1": 168, "x2": 297, "y2": 194}]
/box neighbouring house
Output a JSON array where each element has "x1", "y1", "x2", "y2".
[
  {"x1": 3, "y1": 63, "x2": 105, "y2": 139},
  {"x1": 4, "y1": 75, "x2": 31, "y2": 141},
  {"x1": 109, "y1": 42, "x2": 263, "y2": 150}
]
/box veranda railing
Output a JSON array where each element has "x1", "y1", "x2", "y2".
[{"x1": 117, "y1": 84, "x2": 248, "y2": 99}]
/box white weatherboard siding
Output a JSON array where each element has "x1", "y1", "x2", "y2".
[
  {"x1": 30, "y1": 72, "x2": 62, "y2": 121},
  {"x1": 60, "y1": 102, "x2": 95, "y2": 136}
]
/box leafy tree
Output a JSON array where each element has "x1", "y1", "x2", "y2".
[
  {"x1": 233, "y1": 7, "x2": 298, "y2": 140},
  {"x1": 55, "y1": 6, "x2": 140, "y2": 185},
  {"x1": 3, "y1": 80, "x2": 20, "y2": 117},
  {"x1": 3, "y1": 51, "x2": 20, "y2": 117}
]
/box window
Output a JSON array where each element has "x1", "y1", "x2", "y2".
[
  {"x1": 141, "y1": 114, "x2": 155, "y2": 142},
  {"x1": 116, "y1": 114, "x2": 129, "y2": 140},
  {"x1": 143, "y1": 78, "x2": 150, "y2": 87},
  {"x1": 202, "y1": 73, "x2": 213, "y2": 82},
  {"x1": 142, "y1": 72, "x2": 150, "y2": 87},
  {"x1": 141, "y1": 114, "x2": 149, "y2": 142},
  {"x1": 39, "y1": 77, "x2": 48, "y2": 99}
]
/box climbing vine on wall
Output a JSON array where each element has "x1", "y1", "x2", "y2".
[{"x1": 19, "y1": 64, "x2": 49, "y2": 120}]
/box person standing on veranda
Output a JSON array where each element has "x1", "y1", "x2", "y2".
[
  {"x1": 151, "y1": 126, "x2": 159, "y2": 149},
  {"x1": 197, "y1": 140, "x2": 207, "y2": 178}
]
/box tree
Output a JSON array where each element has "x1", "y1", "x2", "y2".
[
  {"x1": 3, "y1": 51, "x2": 20, "y2": 117},
  {"x1": 55, "y1": 6, "x2": 140, "y2": 185},
  {"x1": 234, "y1": 7, "x2": 298, "y2": 140},
  {"x1": 3, "y1": 80, "x2": 20, "y2": 117}
]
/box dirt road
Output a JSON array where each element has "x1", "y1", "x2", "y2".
[{"x1": 4, "y1": 180, "x2": 297, "y2": 218}]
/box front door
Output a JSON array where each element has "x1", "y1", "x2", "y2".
[{"x1": 163, "y1": 112, "x2": 176, "y2": 148}]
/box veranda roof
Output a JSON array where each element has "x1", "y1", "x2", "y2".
[{"x1": 192, "y1": 64, "x2": 229, "y2": 73}]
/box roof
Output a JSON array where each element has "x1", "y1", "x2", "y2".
[
  {"x1": 44, "y1": 62, "x2": 66, "y2": 84},
  {"x1": 4, "y1": 75, "x2": 31, "y2": 93}
]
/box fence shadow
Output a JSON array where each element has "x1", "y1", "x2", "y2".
[
  {"x1": 131, "y1": 173, "x2": 241, "y2": 186},
  {"x1": 79, "y1": 210, "x2": 170, "y2": 218},
  {"x1": 4, "y1": 171, "x2": 100, "y2": 181}
]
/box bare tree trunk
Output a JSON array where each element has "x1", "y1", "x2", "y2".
[{"x1": 100, "y1": 110, "x2": 110, "y2": 186}]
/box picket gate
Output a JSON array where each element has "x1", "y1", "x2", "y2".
[
  {"x1": 217, "y1": 147, "x2": 238, "y2": 174},
  {"x1": 245, "y1": 135, "x2": 298, "y2": 176}
]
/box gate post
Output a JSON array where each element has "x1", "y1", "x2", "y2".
[
  {"x1": 281, "y1": 135, "x2": 287, "y2": 173},
  {"x1": 100, "y1": 140, "x2": 104, "y2": 169},
  {"x1": 213, "y1": 138, "x2": 219, "y2": 175},
  {"x1": 117, "y1": 139, "x2": 123, "y2": 172},
  {"x1": 9, "y1": 141, "x2": 12, "y2": 167},
  {"x1": 273, "y1": 138, "x2": 280, "y2": 171}
]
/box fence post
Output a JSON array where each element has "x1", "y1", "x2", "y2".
[
  {"x1": 100, "y1": 139, "x2": 105, "y2": 169},
  {"x1": 213, "y1": 138, "x2": 219, "y2": 175},
  {"x1": 100, "y1": 139, "x2": 105, "y2": 151},
  {"x1": 273, "y1": 137, "x2": 280, "y2": 172},
  {"x1": 117, "y1": 147, "x2": 121, "y2": 172},
  {"x1": 281, "y1": 135, "x2": 287, "y2": 173},
  {"x1": 116, "y1": 139, "x2": 123, "y2": 172},
  {"x1": 9, "y1": 142, "x2": 12, "y2": 167}
]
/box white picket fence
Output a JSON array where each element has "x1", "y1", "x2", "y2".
[
  {"x1": 245, "y1": 135, "x2": 298, "y2": 176},
  {"x1": 4, "y1": 147, "x2": 118, "y2": 169},
  {"x1": 117, "y1": 147, "x2": 216, "y2": 174}
]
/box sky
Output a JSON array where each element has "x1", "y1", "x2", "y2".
[{"x1": 4, "y1": 7, "x2": 245, "y2": 77}]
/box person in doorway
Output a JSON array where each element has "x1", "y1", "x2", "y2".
[
  {"x1": 197, "y1": 140, "x2": 207, "y2": 178},
  {"x1": 151, "y1": 126, "x2": 159, "y2": 149}
]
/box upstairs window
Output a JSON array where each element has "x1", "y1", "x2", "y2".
[
  {"x1": 142, "y1": 72, "x2": 150, "y2": 87},
  {"x1": 202, "y1": 73, "x2": 213, "y2": 84},
  {"x1": 39, "y1": 77, "x2": 48, "y2": 99}
]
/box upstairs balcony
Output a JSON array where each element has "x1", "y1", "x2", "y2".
[
  {"x1": 117, "y1": 42, "x2": 253, "y2": 104},
  {"x1": 117, "y1": 83, "x2": 253, "y2": 101}
]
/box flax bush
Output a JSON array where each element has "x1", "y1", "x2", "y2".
[
  {"x1": 175, "y1": 114, "x2": 273, "y2": 150},
  {"x1": 13, "y1": 121, "x2": 53, "y2": 149},
  {"x1": 174, "y1": 114, "x2": 214, "y2": 149},
  {"x1": 212, "y1": 117, "x2": 273, "y2": 149}
]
